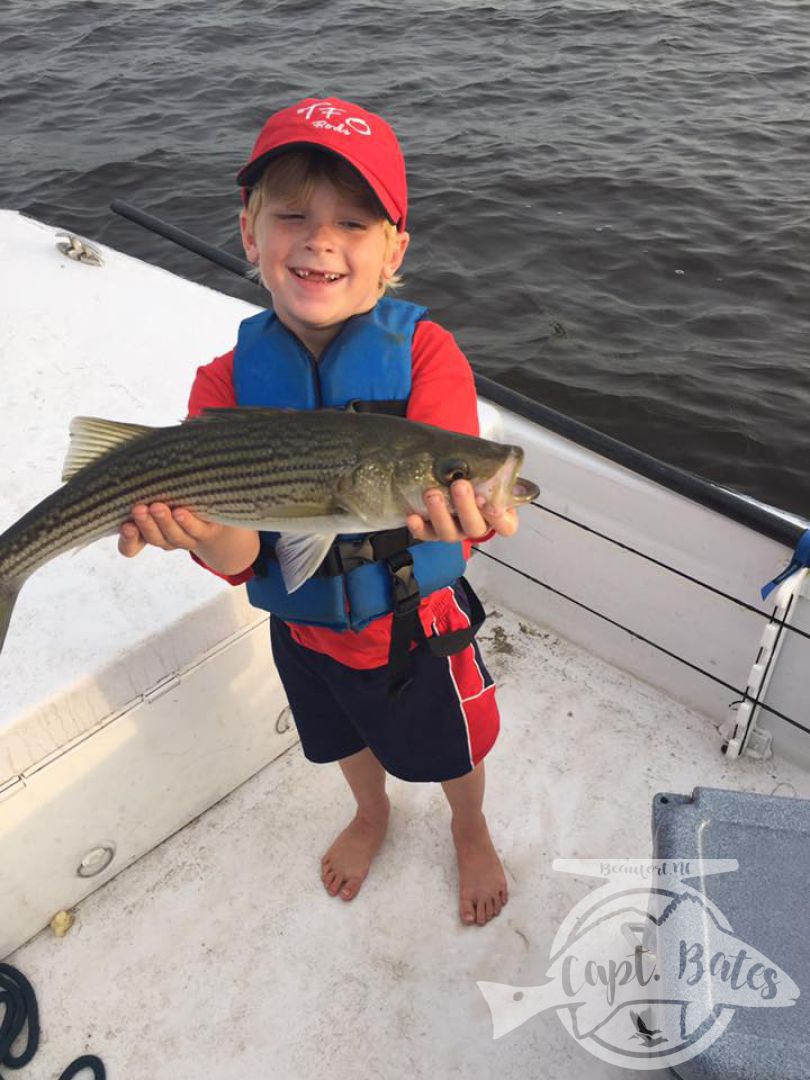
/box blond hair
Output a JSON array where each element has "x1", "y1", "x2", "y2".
[{"x1": 243, "y1": 148, "x2": 403, "y2": 295}]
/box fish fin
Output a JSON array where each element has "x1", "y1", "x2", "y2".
[
  {"x1": 63, "y1": 417, "x2": 157, "y2": 481},
  {"x1": 0, "y1": 579, "x2": 22, "y2": 656},
  {"x1": 275, "y1": 534, "x2": 337, "y2": 594},
  {"x1": 70, "y1": 526, "x2": 122, "y2": 556}
]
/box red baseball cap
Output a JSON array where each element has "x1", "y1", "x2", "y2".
[{"x1": 236, "y1": 96, "x2": 408, "y2": 231}]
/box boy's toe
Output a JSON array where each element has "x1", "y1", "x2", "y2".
[
  {"x1": 340, "y1": 876, "x2": 362, "y2": 901},
  {"x1": 321, "y1": 865, "x2": 342, "y2": 895},
  {"x1": 460, "y1": 897, "x2": 476, "y2": 924}
]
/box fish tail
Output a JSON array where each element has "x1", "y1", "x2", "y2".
[
  {"x1": 0, "y1": 578, "x2": 22, "y2": 656},
  {"x1": 477, "y1": 980, "x2": 548, "y2": 1039}
]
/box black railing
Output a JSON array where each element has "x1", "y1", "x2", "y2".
[{"x1": 476, "y1": 375, "x2": 804, "y2": 551}]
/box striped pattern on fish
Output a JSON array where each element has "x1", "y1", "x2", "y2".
[{"x1": 0, "y1": 407, "x2": 539, "y2": 655}]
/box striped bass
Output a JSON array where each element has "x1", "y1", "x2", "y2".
[{"x1": 0, "y1": 407, "x2": 539, "y2": 655}]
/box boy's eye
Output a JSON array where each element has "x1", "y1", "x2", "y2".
[
  {"x1": 275, "y1": 212, "x2": 304, "y2": 221},
  {"x1": 342, "y1": 220, "x2": 367, "y2": 230}
]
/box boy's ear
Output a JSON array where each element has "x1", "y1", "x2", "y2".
[
  {"x1": 240, "y1": 208, "x2": 259, "y2": 264},
  {"x1": 386, "y1": 229, "x2": 410, "y2": 276}
]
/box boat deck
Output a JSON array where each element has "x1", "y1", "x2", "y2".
[{"x1": 9, "y1": 595, "x2": 810, "y2": 1080}]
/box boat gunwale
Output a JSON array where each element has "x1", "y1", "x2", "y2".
[{"x1": 477, "y1": 373, "x2": 805, "y2": 551}]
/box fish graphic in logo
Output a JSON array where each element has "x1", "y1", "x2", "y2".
[{"x1": 477, "y1": 859, "x2": 800, "y2": 1070}]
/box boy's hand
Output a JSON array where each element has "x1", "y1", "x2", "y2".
[
  {"x1": 406, "y1": 480, "x2": 519, "y2": 543},
  {"x1": 118, "y1": 503, "x2": 224, "y2": 557}
]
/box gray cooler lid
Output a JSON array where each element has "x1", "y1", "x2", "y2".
[{"x1": 651, "y1": 786, "x2": 810, "y2": 1080}]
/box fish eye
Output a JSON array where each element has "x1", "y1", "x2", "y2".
[{"x1": 438, "y1": 458, "x2": 470, "y2": 485}]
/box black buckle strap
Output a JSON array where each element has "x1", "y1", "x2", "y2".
[
  {"x1": 385, "y1": 550, "x2": 422, "y2": 697},
  {"x1": 387, "y1": 550, "x2": 421, "y2": 615},
  {"x1": 329, "y1": 529, "x2": 418, "y2": 576},
  {"x1": 319, "y1": 536, "x2": 375, "y2": 576},
  {"x1": 251, "y1": 530, "x2": 486, "y2": 698},
  {"x1": 424, "y1": 576, "x2": 486, "y2": 657},
  {"x1": 346, "y1": 398, "x2": 408, "y2": 417},
  {"x1": 253, "y1": 528, "x2": 418, "y2": 580},
  {"x1": 370, "y1": 528, "x2": 420, "y2": 564},
  {"x1": 385, "y1": 573, "x2": 487, "y2": 697}
]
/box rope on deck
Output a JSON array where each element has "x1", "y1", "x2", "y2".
[{"x1": 0, "y1": 964, "x2": 104, "y2": 1079}]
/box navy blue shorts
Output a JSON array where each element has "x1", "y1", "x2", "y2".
[{"x1": 269, "y1": 583, "x2": 500, "y2": 782}]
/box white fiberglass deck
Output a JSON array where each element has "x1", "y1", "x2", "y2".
[{"x1": 10, "y1": 595, "x2": 810, "y2": 1080}]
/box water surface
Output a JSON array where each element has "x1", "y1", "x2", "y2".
[{"x1": 3, "y1": 0, "x2": 809, "y2": 514}]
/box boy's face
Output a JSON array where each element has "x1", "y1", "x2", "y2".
[{"x1": 240, "y1": 177, "x2": 409, "y2": 357}]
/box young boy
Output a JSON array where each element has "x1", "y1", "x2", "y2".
[{"x1": 118, "y1": 96, "x2": 520, "y2": 927}]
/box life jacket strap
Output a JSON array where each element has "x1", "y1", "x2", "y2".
[
  {"x1": 385, "y1": 568, "x2": 487, "y2": 698},
  {"x1": 253, "y1": 527, "x2": 419, "y2": 579},
  {"x1": 326, "y1": 527, "x2": 419, "y2": 576},
  {"x1": 424, "y1": 576, "x2": 486, "y2": 658},
  {"x1": 346, "y1": 398, "x2": 408, "y2": 417},
  {"x1": 385, "y1": 550, "x2": 423, "y2": 696}
]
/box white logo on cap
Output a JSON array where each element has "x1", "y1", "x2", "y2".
[{"x1": 297, "y1": 101, "x2": 371, "y2": 137}]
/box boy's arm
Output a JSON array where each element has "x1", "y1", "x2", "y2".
[
  {"x1": 406, "y1": 321, "x2": 479, "y2": 436},
  {"x1": 187, "y1": 348, "x2": 238, "y2": 418},
  {"x1": 406, "y1": 321, "x2": 517, "y2": 543}
]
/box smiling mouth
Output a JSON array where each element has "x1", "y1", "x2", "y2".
[{"x1": 290, "y1": 268, "x2": 345, "y2": 283}]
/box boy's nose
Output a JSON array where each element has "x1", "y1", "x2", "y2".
[{"x1": 304, "y1": 222, "x2": 336, "y2": 251}]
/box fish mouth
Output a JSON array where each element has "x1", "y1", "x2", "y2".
[
  {"x1": 511, "y1": 476, "x2": 540, "y2": 503},
  {"x1": 476, "y1": 450, "x2": 539, "y2": 511}
]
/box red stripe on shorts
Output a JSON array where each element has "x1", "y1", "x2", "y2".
[{"x1": 444, "y1": 588, "x2": 500, "y2": 768}]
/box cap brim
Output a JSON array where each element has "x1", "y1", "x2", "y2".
[{"x1": 236, "y1": 141, "x2": 400, "y2": 227}]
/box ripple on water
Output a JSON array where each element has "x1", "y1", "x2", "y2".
[{"x1": 2, "y1": 0, "x2": 809, "y2": 516}]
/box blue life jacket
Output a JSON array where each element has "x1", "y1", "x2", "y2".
[{"x1": 232, "y1": 298, "x2": 466, "y2": 630}]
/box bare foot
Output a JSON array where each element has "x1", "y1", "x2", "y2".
[
  {"x1": 451, "y1": 812, "x2": 509, "y2": 926},
  {"x1": 321, "y1": 797, "x2": 390, "y2": 901}
]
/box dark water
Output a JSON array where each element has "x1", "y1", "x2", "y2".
[{"x1": 4, "y1": 0, "x2": 810, "y2": 515}]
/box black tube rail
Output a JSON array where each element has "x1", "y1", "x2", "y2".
[
  {"x1": 475, "y1": 374, "x2": 805, "y2": 551},
  {"x1": 110, "y1": 200, "x2": 254, "y2": 279}
]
